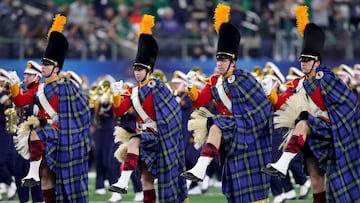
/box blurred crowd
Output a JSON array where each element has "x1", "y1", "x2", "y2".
[{"x1": 1, "y1": 0, "x2": 360, "y2": 60}]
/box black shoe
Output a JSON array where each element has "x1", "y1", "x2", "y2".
[
  {"x1": 180, "y1": 171, "x2": 203, "y2": 182},
  {"x1": 261, "y1": 164, "x2": 286, "y2": 179},
  {"x1": 21, "y1": 178, "x2": 40, "y2": 187},
  {"x1": 109, "y1": 185, "x2": 128, "y2": 194}
]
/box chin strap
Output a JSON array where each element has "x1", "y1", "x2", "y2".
[
  {"x1": 225, "y1": 60, "x2": 232, "y2": 74},
  {"x1": 43, "y1": 65, "x2": 56, "y2": 78},
  {"x1": 304, "y1": 61, "x2": 316, "y2": 76},
  {"x1": 140, "y1": 70, "x2": 151, "y2": 83}
]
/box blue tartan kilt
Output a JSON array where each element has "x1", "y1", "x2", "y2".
[
  {"x1": 306, "y1": 132, "x2": 334, "y2": 172},
  {"x1": 35, "y1": 124, "x2": 58, "y2": 172},
  {"x1": 213, "y1": 116, "x2": 271, "y2": 203},
  {"x1": 138, "y1": 132, "x2": 159, "y2": 176}
]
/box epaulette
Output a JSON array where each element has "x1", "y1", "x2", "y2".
[
  {"x1": 284, "y1": 80, "x2": 296, "y2": 89},
  {"x1": 284, "y1": 78, "x2": 302, "y2": 89},
  {"x1": 203, "y1": 77, "x2": 212, "y2": 85},
  {"x1": 121, "y1": 89, "x2": 132, "y2": 97},
  {"x1": 204, "y1": 74, "x2": 220, "y2": 86}
]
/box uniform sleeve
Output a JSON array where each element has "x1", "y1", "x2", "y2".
[
  {"x1": 269, "y1": 88, "x2": 294, "y2": 110},
  {"x1": 112, "y1": 95, "x2": 132, "y2": 117},
  {"x1": 11, "y1": 84, "x2": 36, "y2": 107},
  {"x1": 191, "y1": 85, "x2": 213, "y2": 108}
]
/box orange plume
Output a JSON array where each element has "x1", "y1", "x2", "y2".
[
  {"x1": 213, "y1": 4, "x2": 230, "y2": 33},
  {"x1": 295, "y1": 5, "x2": 310, "y2": 37},
  {"x1": 47, "y1": 14, "x2": 66, "y2": 38},
  {"x1": 138, "y1": 14, "x2": 155, "y2": 36}
]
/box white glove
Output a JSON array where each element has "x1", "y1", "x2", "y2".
[
  {"x1": 111, "y1": 80, "x2": 124, "y2": 95},
  {"x1": 186, "y1": 71, "x2": 197, "y2": 88},
  {"x1": 7, "y1": 71, "x2": 20, "y2": 86},
  {"x1": 261, "y1": 77, "x2": 273, "y2": 96},
  {"x1": 175, "y1": 96, "x2": 181, "y2": 103}
]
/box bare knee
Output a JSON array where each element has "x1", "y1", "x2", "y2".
[
  {"x1": 127, "y1": 137, "x2": 140, "y2": 154},
  {"x1": 209, "y1": 125, "x2": 221, "y2": 135},
  {"x1": 306, "y1": 157, "x2": 325, "y2": 193},
  {"x1": 309, "y1": 171, "x2": 325, "y2": 193},
  {"x1": 141, "y1": 171, "x2": 155, "y2": 191},
  {"x1": 30, "y1": 130, "x2": 40, "y2": 141},
  {"x1": 40, "y1": 164, "x2": 55, "y2": 190},
  {"x1": 207, "y1": 125, "x2": 221, "y2": 149}
]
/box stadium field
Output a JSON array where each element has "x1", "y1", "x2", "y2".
[
  {"x1": 4, "y1": 172, "x2": 313, "y2": 202},
  {"x1": 87, "y1": 172, "x2": 313, "y2": 203}
]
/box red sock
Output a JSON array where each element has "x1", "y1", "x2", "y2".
[
  {"x1": 285, "y1": 134, "x2": 305, "y2": 153},
  {"x1": 200, "y1": 143, "x2": 219, "y2": 157},
  {"x1": 123, "y1": 153, "x2": 139, "y2": 170},
  {"x1": 42, "y1": 188, "x2": 56, "y2": 203},
  {"x1": 119, "y1": 163, "x2": 124, "y2": 172},
  {"x1": 313, "y1": 191, "x2": 326, "y2": 203},
  {"x1": 143, "y1": 189, "x2": 156, "y2": 203},
  {"x1": 30, "y1": 140, "x2": 45, "y2": 161}
]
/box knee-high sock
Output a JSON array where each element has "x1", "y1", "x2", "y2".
[
  {"x1": 112, "y1": 153, "x2": 139, "y2": 189},
  {"x1": 123, "y1": 153, "x2": 139, "y2": 171},
  {"x1": 187, "y1": 143, "x2": 219, "y2": 180},
  {"x1": 42, "y1": 188, "x2": 56, "y2": 203},
  {"x1": 313, "y1": 191, "x2": 326, "y2": 203},
  {"x1": 143, "y1": 189, "x2": 156, "y2": 203},
  {"x1": 23, "y1": 140, "x2": 45, "y2": 181},
  {"x1": 200, "y1": 143, "x2": 219, "y2": 157},
  {"x1": 30, "y1": 140, "x2": 45, "y2": 161},
  {"x1": 268, "y1": 134, "x2": 305, "y2": 175},
  {"x1": 285, "y1": 134, "x2": 305, "y2": 153}
]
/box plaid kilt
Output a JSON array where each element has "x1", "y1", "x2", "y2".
[
  {"x1": 303, "y1": 66, "x2": 360, "y2": 203},
  {"x1": 210, "y1": 69, "x2": 273, "y2": 203},
  {"x1": 137, "y1": 79, "x2": 188, "y2": 203},
  {"x1": 35, "y1": 78, "x2": 91, "y2": 202}
]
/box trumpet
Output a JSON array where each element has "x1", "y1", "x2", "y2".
[
  {"x1": 5, "y1": 107, "x2": 18, "y2": 134},
  {"x1": 252, "y1": 66, "x2": 264, "y2": 81},
  {"x1": 97, "y1": 79, "x2": 112, "y2": 104},
  {"x1": 88, "y1": 85, "x2": 98, "y2": 108}
]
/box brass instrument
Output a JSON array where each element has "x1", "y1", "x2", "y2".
[
  {"x1": 152, "y1": 69, "x2": 167, "y2": 82},
  {"x1": 88, "y1": 79, "x2": 114, "y2": 108},
  {"x1": 97, "y1": 79, "x2": 113, "y2": 105},
  {"x1": 5, "y1": 107, "x2": 18, "y2": 134},
  {"x1": 252, "y1": 66, "x2": 264, "y2": 81},
  {"x1": 88, "y1": 85, "x2": 98, "y2": 108}
]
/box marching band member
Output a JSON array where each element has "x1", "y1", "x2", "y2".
[
  {"x1": 109, "y1": 14, "x2": 188, "y2": 203},
  {"x1": 7, "y1": 14, "x2": 91, "y2": 202},
  {"x1": 181, "y1": 4, "x2": 273, "y2": 203},
  {"x1": 263, "y1": 64, "x2": 310, "y2": 202},
  {"x1": 13, "y1": 61, "x2": 43, "y2": 203},
  {"x1": 262, "y1": 6, "x2": 360, "y2": 203}
]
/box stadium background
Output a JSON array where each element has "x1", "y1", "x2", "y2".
[
  {"x1": 1, "y1": 0, "x2": 360, "y2": 83},
  {"x1": 0, "y1": 0, "x2": 358, "y2": 202}
]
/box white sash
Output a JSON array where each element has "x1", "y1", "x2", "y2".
[
  {"x1": 295, "y1": 78, "x2": 305, "y2": 93},
  {"x1": 36, "y1": 83, "x2": 58, "y2": 122},
  {"x1": 216, "y1": 76, "x2": 232, "y2": 112},
  {"x1": 131, "y1": 86, "x2": 153, "y2": 123}
]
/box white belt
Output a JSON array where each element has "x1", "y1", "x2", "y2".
[{"x1": 137, "y1": 121, "x2": 157, "y2": 131}]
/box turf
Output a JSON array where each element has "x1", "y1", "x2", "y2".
[{"x1": 5, "y1": 172, "x2": 313, "y2": 202}]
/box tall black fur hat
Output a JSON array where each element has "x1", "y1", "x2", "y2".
[
  {"x1": 295, "y1": 6, "x2": 325, "y2": 61},
  {"x1": 214, "y1": 4, "x2": 241, "y2": 60},
  {"x1": 133, "y1": 15, "x2": 158, "y2": 72},
  {"x1": 42, "y1": 14, "x2": 69, "y2": 69}
]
